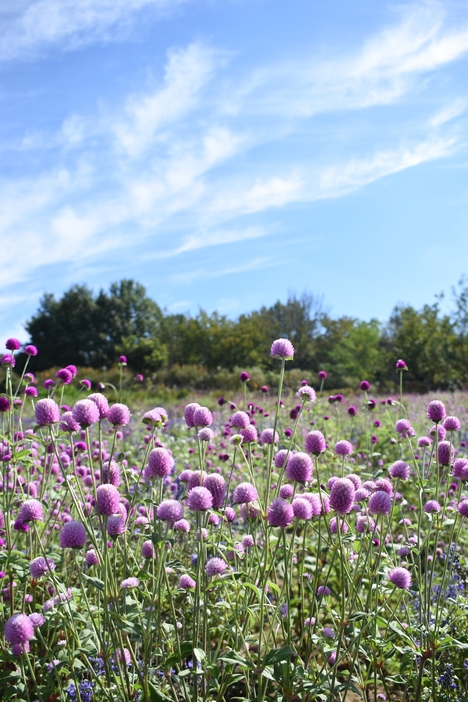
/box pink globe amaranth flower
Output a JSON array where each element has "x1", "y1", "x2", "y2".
[
  {"x1": 43, "y1": 379, "x2": 55, "y2": 390},
  {"x1": 267, "y1": 497, "x2": 294, "y2": 527},
  {"x1": 457, "y1": 500, "x2": 468, "y2": 518},
  {"x1": 24, "y1": 386, "x2": 37, "y2": 398},
  {"x1": 347, "y1": 405, "x2": 357, "y2": 417},
  {"x1": 5, "y1": 613, "x2": 34, "y2": 645},
  {"x1": 242, "y1": 534, "x2": 255, "y2": 548},
  {"x1": 318, "y1": 370, "x2": 327, "y2": 380},
  {"x1": 24, "y1": 344, "x2": 38, "y2": 356},
  {"x1": 368, "y1": 490, "x2": 392, "y2": 516},
  {"x1": 108, "y1": 403, "x2": 131, "y2": 426},
  {"x1": 19, "y1": 499, "x2": 44, "y2": 523},
  {"x1": 205, "y1": 557, "x2": 227, "y2": 576},
  {"x1": 101, "y1": 460, "x2": 121, "y2": 486},
  {"x1": 356, "y1": 515, "x2": 375, "y2": 533},
  {"x1": 438, "y1": 441, "x2": 454, "y2": 466},
  {"x1": 198, "y1": 427, "x2": 214, "y2": 442},
  {"x1": 157, "y1": 499, "x2": 184, "y2": 523},
  {"x1": 261, "y1": 385, "x2": 269, "y2": 394},
  {"x1": 396, "y1": 359, "x2": 407, "y2": 370},
  {"x1": 121, "y1": 577, "x2": 139, "y2": 589},
  {"x1": 296, "y1": 385, "x2": 316, "y2": 403},
  {"x1": 259, "y1": 428, "x2": 279, "y2": 445},
  {"x1": 389, "y1": 460, "x2": 410, "y2": 480},
  {"x1": 233, "y1": 482, "x2": 258, "y2": 504},
  {"x1": 388, "y1": 567, "x2": 412, "y2": 589},
  {"x1": 188, "y1": 486, "x2": 213, "y2": 511},
  {"x1": 225, "y1": 506, "x2": 236, "y2": 522},
  {"x1": 230, "y1": 411, "x2": 250, "y2": 429},
  {"x1": 418, "y1": 436, "x2": 432, "y2": 448},
  {"x1": 329, "y1": 478, "x2": 355, "y2": 515},
  {"x1": 292, "y1": 497, "x2": 313, "y2": 520},
  {"x1": 305, "y1": 430, "x2": 327, "y2": 455},
  {"x1": 142, "y1": 406, "x2": 168, "y2": 427},
  {"x1": 444, "y1": 416, "x2": 461, "y2": 432},
  {"x1": 30, "y1": 556, "x2": 55, "y2": 578},
  {"x1": 329, "y1": 517, "x2": 349, "y2": 534},
  {"x1": 280, "y1": 484, "x2": 294, "y2": 499},
  {"x1": 286, "y1": 452, "x2": 314, "y2": 483},
  {"x1": 274, "y1": 449, "x2": 289, "y2": 468},
  {"x1": 453, "y1": 458, "x2": 468, "y2": 480},
  {"x1": 374, "y1": 478, "x2": 393, "y2": 496},
  {"x1": 147, "y1": 447, "x2": 174, "y2": 478},
  {"x1": 179, "y1": 574, "x2": 196, "y2": 588},
  {"x1": 5, "y1": 338, "x2": 21, "y2": 351},
  {"x1": 270, "y1": 338, "x2": 294, "y2": 359},
  {"x1": 35, "y1": 398, "x2": 60, "y2": 426},
  {"x1": 395, "y1": 418, "x2": 413, "y2": 436},
  {"x1": 29, "y1": 613, "x2": 45, "y2": 629},
  {"x1": 59, "y1": 411, "x2": 80, "y2": 433},
  {"x1": 427, "y1": 400, "x2": 446, "y2": 423},
  {"x1": 334, "y1": 440, "x2": 353, "y2": 457},
  {"x1": 108, "y1": 513, "x2": 127, "y2": 536},
  {"x1": 174, "y1": 518, "x2": 191, "y2": 533},
  {"x1": 142, "y1": 541, "x2": 156, "y2": 558},
  {"x1": 184, "y1": 402, "x2": 201, "y2": 428},
  {"x1": 65, "y1": 365, "x2": 78, "y2": 377},
  {"x1": 187, "y1": 470, "x2": 207, "y2": 490},
  {"x1": 240, "y1": 424, "x2": 258, "y2": 443},
  {"x1": 241, "y1": 502, "x2": 260, "y2": 520},
  {"x1": 204, "y1": 474, "x2": 226, "y2": 509},
  {"x1": 424, "y1": 500, "x2": 441, "y2": 514},
  {"x1": 0, "y1": 396, "x2": 10, "y2": 412},
  {"x1": 1, "y1": 353, "x2": 15, "y2": 366},
  {"x1": 56, "y1": 368, "x2": 73, "y2": 385},
  {"x1": 85, "y1": 549, "x2": 99, "y2": 566},
  {"x1": 118, "y1": 356, "x2": 127, "y2": 364},
  {"x1": 192, "y1": 406, "x2": 213, "y2": 428},
  {"x1": 301, "y1": 492, "x2": 322, "y2": 516},
  {"x1": 87, "y1": 393, "x2": 109, "y2": 419},
  {"x1": 80, "y1": 379, "x2": 92, "y2": 390},
  {"x1": 345, "y1": 473, "x2": 362, "y2": 489},
  {"x1": 60, "y1": 520, "x2": 86, "y2": 549},
  {"x1": 239, "y1": 371, "x2": 250, "y2": 382},
  {"x1": 360, "y1": 380, "x2": 370, "y2": 391},
  {"x1": 72, "y1": 399, "x2": 100, "y2": 428},
  {"x1": 179, "y1": 469, "x2": 193, "y2": 483},
  {"x1": 96, "y1": 484, "x2": 120, "y2": 516}
]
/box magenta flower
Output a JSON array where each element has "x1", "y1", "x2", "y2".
[
  {"x1": 5, "y1": 338, "x2": 21, "y2": 351},
  {"x1": 56, "y1": 368, "x2": 73, "y2": 385},
  {"x1": 5, "y1": 613, "x2": 34, "y2": 645},
  {"x1": 453, "y1": 458, "x2": 468, "y2": 480},
  {"x1": 458, "y1": 500, "x2": 468, "y2": 518},
  {"x1": 35, "y1": 398, "x2": 60, "y2": 426},
  {"x1": 96, "y1": 484, "x2": 120, "y2": 516},
  {"x1": 286, "y1": 452, "x2": 314, "y2": 483},
  {"x1": 184, "y1": 402, "x2": 201, "y2": 428},
  {"x1": 205, "y1": 557, "x2": 227, "y2": 577},
  {"x1": 438, "y1": 441, "x2": 454, "y2": 466},
  {"x1": 85, "y1": 550, "x2": 99, "y2": 566},
  {"x1": 280, "y1": 484, "x2": 294, "y2": 498},
  {"x1": 388, "y1": 567, "x2": 411, "y2": 589},
  {"x1": 239, "y1": 371, "x2": 250, "y2": 382},
  {"x1": 121, "y1": 577, "x2": 139, "y2": 589},
  {"x1": 157, "y1": 499, "x2": 184, "y2": 523},
  {"x1": 204, "y1": 474, "x2": 226, "y2": 509},
  {"x1": 270, "y1": 338, "x2": 294, "y2": 359},
  {"x1": 0, "y1": 396, "x2": 10, "y2": 412},
  {"x1": 192, "y1": 406, "x2": 213, "y2": 427},
  {"x1": 296, "y1": 385, "x2": 316, "y2": 403},
  {"x1": 30, "y1": 556, "x2": 55, "y2": 578},
  {"x1": 87, "y1": 393, "x2": 110, "y2": 419},
  {"x1": 334, "y1": 440, "x2": 353, "y2": 457},
  {"x1": 101, "y1": 460, "x2": 121, "y2": 486},
  {"x1": 231, "y1": 411, "x2": 250, "y2": 428},
  {"x1": 360, "y1": 380, "x2": 370, "y2": 391},
  {"x1": 389, "y1": 460, "x2": 410, "y2": 480},
  {"x1": 444, "y1": 416, "x2": 461, "y2": 432},
  {"x1": 187, "y1": 486, "x2": 213, "y2": 511},
  {"x1": 72, "y1": 399, "x2": 100, "y2": 428},
  {"x1": 368, "y1": 490, "x2": 392, "y2": 516},
  {"x1": 267, "y1": 497, "x2": 294, "y2": 527},
  {"x1": 174, "y1": 518, "x2": 191, "y2": 533},
  {"x1": 292, "y1": 497, "x2": 313, "y2": 520},
  {"x1": 424, "y1": 500, "x2": 441, "y2": 514},
  {"x1": 259, "y1": 428, "x2": 279, "y2": 445},
  {"x1": 142, "y1": 541, "x2": 156, "y2": 558},
  {"x1": 59, "y1": 411, "x2": 81, "y2": 433},
  {"x1": 233, "y1": 482, "x2": 258, "y2": 504},
  {"x1": 142, "y1": 407, "x2": 168, "y2": 427},
  {"x1": 427, "y1": 400, "x2": 446, "y2": 423},
  {"x1": 19, "y1": 499, "x2": 44, "y2": 523},
  {"x1": 318, "y1": 370, "x2": 327, "y2": 380},
  {"x1": 329, "y1": 478, "x2": 355, "y2": 515},
  {"x1": 198, "y1": 427, "x2": 214, "y2": 442},
  {"x1": 108, "y1": 403, "x2": 131, "y2": 426},
  {"x1": 179, "y1": 574, "x2": 196, "y2": 588},
  {"x1": 24, "y1": 344, "x2": 38, "y2": 356},
  {"x1": 147, "y1": 448, "x2": 174, "y2": 478},
  {"x1": 305, "y1": 430, "x2": 326, "y2": 455},
  {"x1": 60, "y1": 521, "x2": 87, "y2": 549},
  {"x1": 240, "y1": 424, "x2": 258, "y2": 443}
]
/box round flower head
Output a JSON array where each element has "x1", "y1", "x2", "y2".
[
  {"x1": 280, "y1": 484, "x2": 294, "y2": 499},
  {"x1": 142, "y1": 541, "x2": 156, "y2": 559},
  {"x1": 188, "y1": 486, "x2": 213, "y2": 511},
  {"x1": 389, "y1": 460, "x2": 410, "y2": 480},
  {"x1": 108, "y1": 513, "x2": 127, "y2": 537},
  {"x1": 205, "y1": 557, "x2": 227, "y2": 577},
  {"x1": 147, "y1": 448, "x2": 174, "y2": 478},
  {"x1": 187, "y1": 470, "x2": 207, "y2": 490},
  {"x1": 444, "y1": 416, "x2": 461, "y2": 432},
  {"x1": 225, "y1": 506, "x2": 236, "y2": 522},
  {"x1": 142, "y1": 407, "x2": 168, "y2": 427},
  {"x1": 274, "y1": 449, "x2": 289, "y2": 468},
  {"x1": 0, "y1": 396, "x2": 10, "y2": 412},
  {"x1": 5, "y1": 613, "x2": 34, "y2": 645},
  {"x1": 96, "y1": 484, "x2": 121, "y2": 516},
  {"x1": 267, "y1": 497, "x2": 294, "y2": 527},
  {"x1": 330, "y1": 517, "x2": 349, "y2": 534},
  {"x1": 286, "y1": 452, "x2": 314, "y2": 483},
  {"x1": 259, "y1": 428, "x2": 279, "y2": 445},
  {"x1": 296, "y1": 385, "x2": 316, "y2": 403},
  {"x1": 30, "y1": 556, "x2": 55, "y2": 578},
  {"x1": 29, "y1": 613, "x2": 45, "y2": 629},
  {"x1": 204, "y1": 474, "x2": 226, "y2": 509},
  {"x1": 242, "y1": 534, "x2": 255, "y2": 548},
  {"x1": 347, "y1": 406, "x2": 357, "y2": 417},
  {"x1": 179, "y1": 574, "x2": 196, "y2": 588},
  {"x1": 239, "y1": 371, "x2": 250, "y2": 382},
  {"x1": 233, "y1": 482, "x2": 258, "y2": 504},
  {"x1": 198, "y1": 428, "x2": 214, "y2": 442},
  {"x1": 1, "y1": 353, "x2": 15, "y2": 366},
  {"x1": 87, "y1": 393, "x2": 110, "y2": 419},
  {"x1": 418, "y1": 436, "x2": 432, "y2": 448},
  {"x1": 395, "y1": 419, "x2": 413, "y2": 436},
  {"x1": 356, "y1": 515, "x2": 375, "y2": 533},
  {"x1": 157, "y1": 499, "x2": 184, "y2": 523},
  {"x1": 108, "y1": 403, "x2": 131, "y2": 426},
  {"x1": 388, "y1": 567, "x2": 412, "y2": 589},
  {"x1": 292, "y1": 497, "x2": 313, "y2": 520},
  {"x1": 35, "y1": 398, "x2": 60, "y2": 426},
  {"x1": 230, "y1": 411, "x2": 250, "y2": 429},
  {"x1": 427, "y1": 400, "x2": 446, "y2": 423},
  {"x1": 121, "y1": 577, "x2": 139, "y2": 589},
  {"x1": 60, "y1": 521, "x2": 86, "y2": 549},
  {"x1": 81, "y1": 379, "x2": 92, "y2": 390},
  {"x1": 395, "y1": 359, "x2": 407, "y2": 370},
  {"x1": 438, "y1": 441, "x2": 454, "y2": 466},
  {"x1": 270, "y1": 338, "x2": 294, "y2": 360},
  {"x1": 458, "y1": 500, "x2": 468, "y2": 518},
  {"x1": 368, "y1": 490, "x2": 392, "y2": 516},
  {"x1": 424, "y1": 500, "x2": 441, "y2": 514},
  {"x1": 453, "y1": 458, "x2": 468, "y2": 480},
  {"x1": 6, "y1": 338, "x2": 21, "y2": 351},
  {"x1": 72, "y1": 399, "x2": 100, "y2": 428},
  {"x1": 24, "y1": 344, "x2": 38, "y2": 356},
  {"x1": 19, "y1": 499, "x2": 44, "y2": 523},
  {"x1": 334, "y1": 440, "x2": 353, "y2": 457},
  {"x1": 101, "y1": 460, "x2": 121, "y2": 486},
  {"x1": 360, "y1": 380, "x2": 370, "y2": 391},
  {"x1": 56, "y1": 368, "x2": 73, "y2": 385},
  {"x1": 59, "y1": 411, "x2": 80, "y2": 433},
  {"x1": 240, "y1": 424, "x2": 258, "y2": 443},
  {"x1": 305, "y1": 430, "x2": 326, "y2": 455},
  {"x1": 301, "y1": 492, "x2": 322, "y2": 515},
  {"x1": 85, "y1": 549, "x2": 99, "y2": 566},
  {"x1": 318, "y1": 370, "x2": 327, "y2": 380},
  {"x1": 174, "y1": 518, "x2": 191, "y2": 533},
  {"x1": 65, "y1": 365, "x2": 78, "y2": 377},
  {"x1": 374, "y1": 478, "x2": 393, "y2": 496},
  {"x1": 430, "y1": 424, "x2": 446, "y2": 441},
  {"x1": 184, "y1": 402, "x2": 201, "y2": 428},
  {"x1": 329, "y1": 478, "x2": 355, "y2": 514},
  {"x1": 192, "y1": 406, "x2": 213, "y2": 427},
  {"x1": 346, "y1": 474, "x2": 362, "y2": 489},
  {"x1": 261, "y1": 385, "x2": 269, "y2": 393}
]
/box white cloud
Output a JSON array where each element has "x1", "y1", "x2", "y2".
[
  {"x1": 430, "y1": 98, "x2": 468, "y2": 127},
  {"x1": 170, "y1": 256, "x2": 279, "y2": 284},
  {"x1": 151, "y1": 226, "x2": 267, "y2": 259}
]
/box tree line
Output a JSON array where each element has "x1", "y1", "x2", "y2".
[{"x1": 22, "y1": 278, "x2": 468, "y2": 392}]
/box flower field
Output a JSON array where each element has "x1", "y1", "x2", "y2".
[{"x1": 1, "y1": 339, "x2": 468, "y2": 701}]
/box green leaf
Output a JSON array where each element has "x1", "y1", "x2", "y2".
[
  {"x1": 193, "y1": 648, "x2": 206, "y2": 663},
  {"x1": 264, "y1": 646, "x2": 295, "y2": 665},
  {"x1": 148, "y1": 682, "x2": 172, "y2": 702},
  {"x1": 81, "y1": 574, "x2": 104, "y2": 591}
]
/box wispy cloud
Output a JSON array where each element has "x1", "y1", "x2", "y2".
[
  {"x1": 430, "y1": 98, "x2": 468, "y2": 127},
  {"x1": 170, "y1": 256, "x2": 279, "y2": 284}
]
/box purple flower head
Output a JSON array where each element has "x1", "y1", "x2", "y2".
[
  {"x1": 101, "y1": 460, "x2": 121, "y2": 486},
  {"x1": 66, "y1": 365, "x2": 78, "y2": 377},
  {"x1": 261, "y1": 385, "x2": 269, "y2": 393},
  {"x1": 453, "y1": 458, "x2": 468, "y2": 480},
  {"x1": 85, "y1": 549, "x2": 99, "y2": 566},
  {"x1": 187, "y1": 486, "x2": 213, "y2": 511},
  {"x1": 29, "y1": 613, "x2": 45, "y2": 629},
  {"x1": 317, "y1": 585, "x2": 331, "y2": 597},
  {"x1": 424, "y1": 500, "x2": 441, "y2": 514},
  {"x1": 187, "y1": 470, "x2": 207, "y2": 491},
  {"x1": 179, "y1": 574, "x2": 196, "y2": 588},
  {"x1": 5, "y1": 614, "x2": 34, "y2": 645},
  {"x1": 60, "y1": 521, "x2": 86, "y2": 549},
  {"x1": 230, "y1": 411, "x2": 250, "y2": 429},
  {"x1": 274, "y1": 449, "x2": 289, "y2": 468},
  {"x1": 147, "y1": 447, "x2": 174, "y2": 478},
  {"x1": 241, "y1": 502, "x2": 260, "y2": 520},
  {"x1": 217, "y1": 396, "x2": 225, "y2": 406},
  {"x1": 184, "y1": 402, "x2": 201, "y2": 428},
  {"x1": 108, "y1": 403, "x2": 131, "y2": 426},
  {"x1": 233, "y1": 482, "x2": 258, "y2": 504},
  {"x1": 292, "y1": 497, "x2": 313, "y2": 520},
  {"x1": 356, "y1": 515, "x2": 375, "y2": 533},
  {"x1": 438, "y1": 441, "x2": 454, "y2": 467},
  {"x1": 270, "y1": 338, "x2": 294, "y2": 359},
  {"x1": 334, "y1": 440, "x2": 353, "y2": 457},
  {"x1": 318, "y1": 370, "x2": 327, "y2": 380},
  {"x1": 388, "y1": 567, "x2": 411, "y2": 589},
  {"x1": 458, "y1": 500, "x2": 468, "y2": 518},
  {"x1": 427, "y1": 400, "x2": 446, "y2": 423},
  {"x1": 204, "y1": 474, "x2": 226, "y2": 509},
  {"x1": 329, "y1": 478, "x2": 355, "y2": 514},
  {"x1": 35, "y1": 398, "x2": 60, "y2": 426},
  {"x1": 174, "y1": 518, "x2": 191, "y2": 533},
  {"x1": 121, "y1": 577, "x2": 139, "y2": 589},
  {"x1": 6, "y1": 338, "x2": 21, "y2": 351},
  {"x1": 157, "y1": 499, "x2": 184, "y2": 523},
  {"x1": 305, "y1": 430, "x2": 326, "y2": 455},
  {"x1": 192, "y1": 406, "x2": 213, "y2": 428},
  {"x1": 360, "y1": 380, "x2": 370, "y2": 391},
  {"x1": 87, "y1": 393, "x2": 109, "y2": 419},
  {"x1": 24, "y1": 386, "x2": 38, "y2": 397},
  {"x1": 444, "y1": 416, "x2": 461, "y2": 432},
  {"x1": 302, "y1": 492, "x2": 322, "y2": 515},
  {"x1": 347, "y1": 406, "x2": 357, "y2": 417},
  {"x1": 225, "y1": 506, "x2": 236, "y2": 522},
  {"x1": 296, "y1": 385, "x2": 316, "y2": 403},
  {"x1": 59, "y1": 411, "x2": 81, "y2": 433},
  {"x1": 118, "y1": 356, "x2": 127, "y2": 365},
  {"x1": 418, "y1": 436, "x2": 432, "y2": 448},
  {"x1": 239, "y1": 371, "x2": 250, "y2": 382},
  {"x1": 72, "y1": 400, "x2": 100, "y2": 428},
  {"x1": 198, "y1": 427, "x2": 214, "y2": 442},
  {"x1": 96, "y1": 484, "x2": 120, "y2": 516},
  {"x1": 30, "y1": 556, "x2": 55, "y2": 578},
  {"x1": 0, "y1": 396, "x2": 10, "y2": 412},
  {"x1": 430, "y1": 424, "x2": 446, "y2": 441},
  {"x1": 240, "y1": 424, "x2": 258, "y2": 443},
  {"x1": 259, "y1": 428, "x2": 279, "y2": 445},
  {"x1": 1, "y1": 353, "x2": 15, "y2": 366},
  {"x1": 395, "y1": 419, "x2": 413, "y2": 436},
  {"x1": 142, "y1": 407, "x2": 168, "y2": 427},
  {"x1": 43, "y1": 379, "x2": 55, "y2": 390},
  {"x1": 56, "y1": 368, "x2": 73, "y2": 385},
  {"x1": 286, "y1": 452, "x2": 314, "y2": 483},
  {"x1": 389, "y1": 460, "x2": 410, "y2": 480},
  {"x1": 205, "y1": 557, "x2": 227, "y2": 577},
  {"x1": 280, "y1": 484, "x2": 294, "y2": 499},
  {"x1": 19, "y1": 499, "x2": 44, "y2": 523},
  {"x1": 267, "y1": 497, "x2": 294, "y2": 527},
  {"x1": 108, "y1": 513, "x2": 127, "y2": 537},
  {"x1": 368, "y1": 490, "x2": 392, "y2": 516},
  {"x1": 395, "y1": 359, "x2": 407, "y2": 370},
  {"x1": 24, "y1": 344, "x2": 38, "y2": 356},
  {"x1": 142, "y1": 541, "x2": 156, "y2": 559},
  {"x1": 80, "y1": 379, "x2": 92, "y2": 390}
]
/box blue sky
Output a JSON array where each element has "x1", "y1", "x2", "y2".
[{"x1": 1, "y1": 0, "x2": 468, "y2": 341}]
